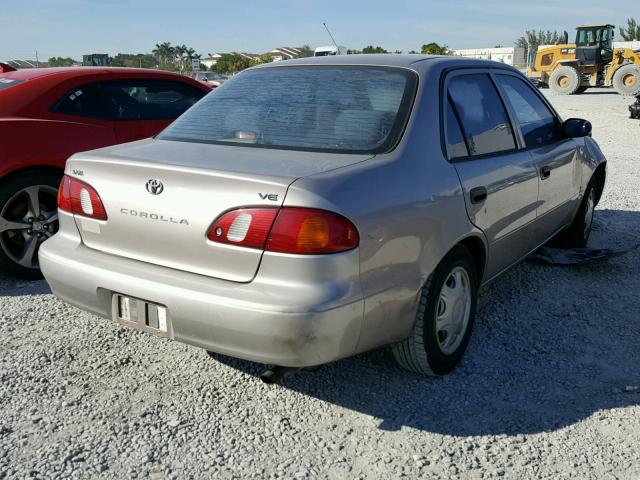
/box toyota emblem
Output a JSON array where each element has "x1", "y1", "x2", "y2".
[
  {"x1": 147, "y1": 178, "x2": 164, "y2": 195},
  {"x1": 146, "y1": 179, "x2": 164, "y2": 195}
]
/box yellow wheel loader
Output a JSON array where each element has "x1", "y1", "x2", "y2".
[{"x1": 528, "y1": 24, "x2": 640, "y2": 95}]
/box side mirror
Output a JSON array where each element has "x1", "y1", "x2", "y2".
[{"x1": 563, "y1": 118, "x2": 592, "y2": 138}]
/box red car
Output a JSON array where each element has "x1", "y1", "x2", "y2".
[{"x1": 0, "y1": 65, "x2": 210, "y2": 278}]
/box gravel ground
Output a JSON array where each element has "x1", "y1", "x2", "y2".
[{"x1": 1, "y1": 88, "x2": 639, "y2": 480}]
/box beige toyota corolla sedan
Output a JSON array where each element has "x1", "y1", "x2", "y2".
[{"x1": 40, "y1": 55, "x2": 606, "y2": 377}]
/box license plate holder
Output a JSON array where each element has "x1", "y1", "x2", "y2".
[{"x1": 112, "y1": 293, "x2": 171, "y2": 338}]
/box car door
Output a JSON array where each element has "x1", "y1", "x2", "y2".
[
  {"x1": 102, "y1": 79, "x2": 206, "y2": 143},
  {"x1": 494, "y1": 73, "x2": 581, "y2": 243},
  {"x1": 444, "y1": 71, "x2": 540, "y2": 279}
]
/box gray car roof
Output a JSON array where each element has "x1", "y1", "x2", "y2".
[{"x1": 252, "y1": 54, "x2": 519, "y2": 75}]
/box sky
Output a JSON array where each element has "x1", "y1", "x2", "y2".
[{"x1": 1, "y1": 0, "x2": 636, "y2": 60}]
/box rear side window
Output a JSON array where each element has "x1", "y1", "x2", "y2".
[
  {"x1": 496, "y1": 75, "x2": 561, "y2": 148},
  {"x1": 448, "y1": 74, "x2": 516, "y2": 157},
  {"x1": 159, "y1": 66, "x2": 417, "y2": 154},
  {"x1": 102, "y1": 80, "x2": 205, "y2": 120},
  {"x1": 52, "y1": 83, "x2": 111, "y2": 119},
  {"x1": 0, "y1": 78, "x2": 24, "y2": 91},
  {"x1": 445, "y1": 98, "x2": 469, "y2": 159}
]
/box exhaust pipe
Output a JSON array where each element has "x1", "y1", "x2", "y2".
[{"x1": 259, "y1": 366, "x2": 301, "y2": 384}]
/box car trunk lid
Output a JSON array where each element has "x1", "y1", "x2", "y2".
[{"x1": 66, "y1": 139, "x2": 371, "y2": 282}]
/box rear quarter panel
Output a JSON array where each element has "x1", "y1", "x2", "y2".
[
  {"x1": 284, "y1": 63, "x2": 485, "y2": 353},
  {"x1": 0, "y1": 118, "x2": 115, "y2": 177}
]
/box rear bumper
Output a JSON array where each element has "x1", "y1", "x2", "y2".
[{"x1": 40, "y1": 214, "x2": 364, "y2": 367}]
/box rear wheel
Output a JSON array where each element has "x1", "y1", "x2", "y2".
[
  {"x1": 612, "y1": 64, "x2": 640, "y2": 96},
  {"x1": 549, "y1": 66, "x2": 581, "y2": 95},
  {"x1": 0, "y1": 172, "x2": 61, "y2": 279},
  {"x1": 392, "y1": 245, "x2": 478, "y2": 376},
  {"x1": 551, "y1": 180, "x2": 597, "y2": 249},
  {"x1": 575, "y1": 86, "x2": 589, "y2": 94}
]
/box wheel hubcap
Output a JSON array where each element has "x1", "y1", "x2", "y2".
[
  {"x1": 436, "y1": 266, "x2": 472, "y2": 355},
  {"x1": 558, "y1": 76, "x2": 570, "y2": 88},
  {"x1": 623, "y1": 73, "x2": 637, "y2": 88},
  {"x1": 0, "y1": 185, "x2": 59, "y2": 269},
  {"x1": 584, "y1": 188, "x2": 595, "y2": 239}
]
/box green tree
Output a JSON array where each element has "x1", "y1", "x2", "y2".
[
  {"x1": 619, "y1": 18, "x2": 640, "y2": 41},
  {"x1": 152, "y1": 42, "x2": 177, "y2": 64},
  {"x1": 212, "y1": 54, "x2": 252, "y2": 74},
  {"x1": 253, "y1": 53, "x2": 273, "y2": 65},
  {"x1": 515, "y1": 30, "x2": 560, "y2": 57},
  {"x1": 48, "y1": 57, "x2": 77, "y2": 67},
  {"x1": 109, "y1": 53, "x2": 158, "y2": 68},
  {"x1": 362, "y1": 45, "x2": 388, "y2": 54},
  {"x1": 297, "y1": 45, "x2": 314, "y2": 58},
  {"x1": 421, "y1": 42, "x2": 450, "y2": 55}
]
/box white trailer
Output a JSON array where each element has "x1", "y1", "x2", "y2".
[{"x1": 314, "y1": 45, "x2": 348, "y2": 56}]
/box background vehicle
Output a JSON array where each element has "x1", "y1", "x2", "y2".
[
  {"x1": 0, "y1": 67, "x2": 210, "y2": 279},
  {"x1": 190, "y1": 71, "x2": 226, "y2": 88},
  {"x1": 314, "y1": 45, "x2": 348, "y2": 56},
  {"x1": 528, "y1": 24, "x2": 640, "y2": 95},
  {"x1": 40, "y1": 56, "x2": 606, "y2": 377},
  {"x1": 631, "y1": 93, "x2": 640, "y2": 119}
]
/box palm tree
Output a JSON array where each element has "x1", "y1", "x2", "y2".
[
  {"x1": 152, "y1": 42, "x2": 173, "y2": 64},
  {"x1": 174, "y1": 44, "x2": 187, "y2": 71}
]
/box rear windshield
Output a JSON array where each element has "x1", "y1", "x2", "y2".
[
  {"x1": 0, "y1": 78, "x2": 24, "y2": 91},
  {"x1": 159, "y1": 66, "x2": 417, "y2": 154}
]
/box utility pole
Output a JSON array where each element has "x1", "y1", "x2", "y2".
[{"x1": 35, "y1": 50, "x2": 39, "y2": 68}]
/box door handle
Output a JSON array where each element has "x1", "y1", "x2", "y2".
[
  {"x1": 469, "y1": 186, "x2": 488, "y2": 204},
  {"x1": 540, "y1": 165, "x2": 551, "y2": 179}
]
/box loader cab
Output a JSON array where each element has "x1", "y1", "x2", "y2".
[{"x1": 575, "y1": 24, "x2": 614, "y2": 67}]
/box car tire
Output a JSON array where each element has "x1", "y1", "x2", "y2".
[
  {"x1": 549, "y1": 66, "x2": 581, "y2": 95},
  {"x1": 392, "y1": 245, "x2": 478, "y2": 376},
  {"x1": 0, "y1": 172, "x2": 61, "y2": 279},
  {"x1": 551, "y1": 179, "x2": 598, "y2": 249},
  {"x1": 612, "y1": 64, "x2": 640, "y2": 96}
]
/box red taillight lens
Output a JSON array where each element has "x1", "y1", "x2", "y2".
[
  {"x1": 58, "y1": 175, "x2": 108, "y2": 220},
  {"x1": 207, "y1": 208, "x2": 279, "y2": 249},
  {"x1": 207, "y1": 207, "x2": 359, "y2": 254},
  {"x1": 267, "y1": 208, "x2": 359, "y2": 254}
]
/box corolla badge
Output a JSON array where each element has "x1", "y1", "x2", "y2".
[{"x1": 146, "y1": 179, "x2": 164, "y2": 195}]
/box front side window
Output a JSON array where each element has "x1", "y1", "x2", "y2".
[
  {"x1": 496, "y1": 74, "x2": 560, "y2": 148},
  {"x1": 447, "y1": 74, "x2": 516, "y2": 157},
  {"x1": 52, "y1": 83, "x2": 111, "y2": 119},
  {"x1": 102, "y1": 80, "x2": 205, "y2": 121},
  {"x1": 159, "y1": 66, "x2": 417, "y2": 154}
]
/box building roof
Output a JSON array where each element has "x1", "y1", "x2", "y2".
[
  {"x1": 2, "y1": 59, "x2": 49, "y2": 69},
  {"x1": 269, "y1": 47, "x2": 302, "y2": 59}
]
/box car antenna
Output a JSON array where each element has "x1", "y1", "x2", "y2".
[{"x1": 323, "y1": 22, "x2": 340, "y2": 50}]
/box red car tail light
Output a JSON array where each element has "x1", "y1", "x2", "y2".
[
  {"x1": 58, "y1": 175, "x2": 108, "y2": 220},
  {"x1": 207, "y1": 207, "x2": 359, "y2": 254},
  {"x1": 207, "y1": 208, "x2": 279, "y2": 249}
]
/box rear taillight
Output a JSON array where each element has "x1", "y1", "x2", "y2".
[
  {"x1": 207, "y1": 207, "x2": 359, "y2": 254},
  {"x1": 207, "y1": 208, "x2": 279, "y2": 249},
  {"x1": 58, "y1": 175, "x2": 108, "y2": 220}
]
